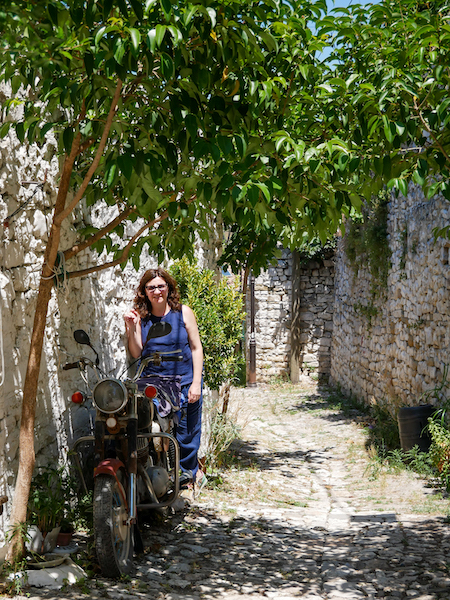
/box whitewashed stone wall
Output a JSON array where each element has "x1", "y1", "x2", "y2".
[
  {"x1": 331, "y1": 186, "x2": 450, "y2": 409},
  {"x1": 0, "y1": 122, "x2": 218, "y2": 542},
  {"x1": 0, "y1": 124, "x2": 160, "y2": 540}
]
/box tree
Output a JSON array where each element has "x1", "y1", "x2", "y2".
[
  {"x1": 6, "y1": 0, "x2": 445, "y2": 559},
  {"x1": 314, "y1": 0, "x2": 450, "y2": 218},
  {"x1": 1, "y1": 0, "x2": 363, "y2": 559}
]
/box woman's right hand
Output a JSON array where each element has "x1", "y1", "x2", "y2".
[
  {"x1": 124, "y1": 309, "x2": 141, "y2": 333},
  {"x1": 124, "y1": 309, "x2": 143, "y2": 358}
]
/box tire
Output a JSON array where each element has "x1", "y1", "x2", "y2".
[{"x1": 94, "y1": 473, "x2": 133, "y2": 578}]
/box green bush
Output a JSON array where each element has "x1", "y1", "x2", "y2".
[
  {"x1": 169, "y1": 259, "x2": 244, "y2": 391},
  {"x1": 429, "y1": 417, "x2": 450, "y2": 491}
]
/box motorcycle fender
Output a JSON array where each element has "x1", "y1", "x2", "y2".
[{"x1": 94, "y1": 459, "x2": 128, "y2": 507}]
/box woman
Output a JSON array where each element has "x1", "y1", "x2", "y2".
[{"x1": 124, "y1": 267, "x2": 204, "y2": 486}]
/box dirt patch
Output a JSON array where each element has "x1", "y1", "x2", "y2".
[{"x1": 198, "y1": 376, "x2": 450, "y2": 519}]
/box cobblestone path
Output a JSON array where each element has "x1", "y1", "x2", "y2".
[{"x1": 19, "y1": 379, "x2": 450, "y2": 599}]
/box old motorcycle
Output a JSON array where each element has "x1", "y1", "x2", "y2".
[{"x1": 65, "y1": 322, "x2": 183, "y2": 577}]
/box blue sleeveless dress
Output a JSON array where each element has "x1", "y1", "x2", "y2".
[
  {"x1": 140, "y1": 307, "x2": 202, "y2": 477},
  {"x1": 140, "y1": 308, "x2": 194, "y2": 386}
]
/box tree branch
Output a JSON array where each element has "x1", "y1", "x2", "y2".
[
  {"x1": 66, "y1": 194, "x2": 196, "y2": 278},
  {"x1": 63, "y1": 205, "x2": 135, "y2": 260},
  {"x1": 67, "y1": 210, "x2": 169, "y2": 278},
  {"x1": 77, "y1": 137, "x2": 96, "y2": 155},
  {"x1": 414, "y1": 97, "x2": 450, "y2": 166},
  {"x1": 54, "y1": 79, "x2": 123, "y2": 226}
]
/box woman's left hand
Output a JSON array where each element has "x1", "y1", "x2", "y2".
[{"x1": 188, "y1": 383, "x2": 202, "y2": 404}]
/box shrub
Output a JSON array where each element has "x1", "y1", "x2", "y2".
[{"x1": 169, "y1": 259, "x2": 244, "y2": 391}]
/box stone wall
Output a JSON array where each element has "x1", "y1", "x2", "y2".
[
  {"x1": 0, "y1": 121, "x2": 161, "y2": 540},
  {"x1": 246, "y1": 249, "x2": 293, "y2": 381},
  {"x1": 290, "y1": 251, "x2": 335, "y2": 382},
  {"x1": 330, "y1": 185, "x2": 450, "y2": 409},
  {"x1": 246, "y1": 249, "x2": 335, "y2": 383}
]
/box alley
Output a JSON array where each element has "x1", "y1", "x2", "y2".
[{"x1": 18, "y1": 378, "x2": 450, "y2": 600}]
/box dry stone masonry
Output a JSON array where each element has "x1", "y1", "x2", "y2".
[
  {"x1": 246, "y1": 249, "x2": 335, "y2": 383},
  {"x1": 246, "y1": 250, "x2": 293, "y2": 381},
  {"x1": 290, "y1": 251, "x2": 335, "y2": 382},
  {"x1": 331, "y1": 185, "x2": 450, "y2": 409}
]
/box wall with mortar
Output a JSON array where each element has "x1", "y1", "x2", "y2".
[
  {"x1": 0, "y1": 110, "x2": 219, "y2": 541},
  {"x1": 330, "y1": 185, "x2": 450, "y2": 410},
  {"x1": 247, "y1": 249, "x2": 335, "y2": 383},
  {"x1": 0, "y1": 96, "x2": 191, "y2": 539}
]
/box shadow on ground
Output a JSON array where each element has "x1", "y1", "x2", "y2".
[{"x1": 138, "y1": 507, "x2": 450, "y2": 599}]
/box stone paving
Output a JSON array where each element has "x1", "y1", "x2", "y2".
[{"x1": 12, "y1": 380, "x2": 450, "y2": 599}]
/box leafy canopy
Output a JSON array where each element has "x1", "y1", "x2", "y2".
[
  {"x1": 317, "y1": 1, "x2": 450, "y2": 209},
  {"x1": 3, "y1": 0, "x2": 450, "y2": 275},
  {"x1": 0, "y1": 0, "x2": 371, "y2": 276}
]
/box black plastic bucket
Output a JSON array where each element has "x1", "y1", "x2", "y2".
[{"x1": 397, "y1": 405, "x2": 435, "y2": 452}]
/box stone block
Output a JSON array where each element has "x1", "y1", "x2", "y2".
[{"x1": 3, "y1": 243, "x2": 24, "y2": 269}]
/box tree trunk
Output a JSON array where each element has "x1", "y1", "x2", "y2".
[
  {"x1": 5, "y1": 148, "x2": 78, "y2": 561},
  {"x1": 5, "y1": 86, "x2": 121, "y2": 562},
  {"x1": 6, "y1": 276, "x2": 54, "y2": 560}
]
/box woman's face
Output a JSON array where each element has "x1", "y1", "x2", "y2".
[{"x1": 145, "y1": 276, "x2": 169, "y2": 306}]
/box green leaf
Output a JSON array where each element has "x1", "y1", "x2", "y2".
[
  {"x1": 183, "y1": 4, "x2": 198, "y2": 26},
  {"x1": 128, "y1": 28, "x2": 141, "y2": 54},
  {"x1": 248, "y1": 185, "x2": 259, "y2": 207},
  {"x1": 145, "y1": 0, "x2": 157, "y2": 14},
  {"x1": 95, "y1": 26, "x2": 107, "y2": 48},
  {"x1": 106, "y1": 162, "x2": 118, "y2": 188},
  {"x1": 0, "y1": 122, "x2": 11, "y2": 139},
  {"x1": 382, "y1": 116, "x2": 395, "y2": 143},
  {"x1": 161, "y1": 0, "x2": 172, "y2": 17},
  {"x1": 413, "y1": 169, "x2": 425, "y2": 187},
  {"x1": 118, "y1": 154, "x2": 134, "y2": 180},
  {"x1": 217, "y1": 135, "x2": 233, "y2": 156},
  {"x1": 203, "y1": 182, "x2": 212, "y2": 202},
  {"x1": 260, "y1": 30, "x2": 278, "y2": 53},
  {"x1": 160, "y1": 53, "x2": 174, "y2": 79},
  {"x1": 130, "y1": 0, "x2": 144, "y2": 20},
  {"x1": 63, "y1": 127, "x2": 74, "y2": 155},
  {"x1": 185, "y1": 114, "x2": 198, "y2": 139},
  {"x1": 235, "y1": 135, "x2": 247, "y2": 158},
  {"x1": 397, "y1": 178, "x2": 408, "y2": 197},
  {"x1": 155, "y1": 24, "x2": 167, "y2": 47},
  {"x1": 84, "y1": 52, "x2": 94, "y2": 76},
  {"x1": 206, "y1": 7, "x2": 216, "y2": 28},
  {"x1": 256, "y1": 183, "x2": 270, "y2": 202},
  {"x1": 114, "y1": 39, "x2": 126, "y2": 65},
  {"x1": 147, "y1": 29, "x2": 157, "y2": 52},
  {"x1": 219, "y1": 174, "x2": 234, "y2": 190},
  {"x1": 48, "y1": 3, "x2": 58, "y2": 25},
  {"x1": 168, "y1": 201, "x2": 177, "y2": 218},
  {"x1": 168, "y1": 26, "x2": 183, "y2": 46}
]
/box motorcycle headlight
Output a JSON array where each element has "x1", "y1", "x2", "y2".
[{"x1": 93, "y1": 379, "x2": 128, "y2": 414}]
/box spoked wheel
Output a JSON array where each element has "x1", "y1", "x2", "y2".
[{"x1": 94, "y1": 473, "x2": 133, "y2": 577}]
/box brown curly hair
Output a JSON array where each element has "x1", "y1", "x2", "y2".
[{"x1": 133, "y1": 267, "x2": 182, "y2": 318}]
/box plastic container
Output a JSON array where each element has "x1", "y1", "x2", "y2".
[{"x1": 397, "y1": 405, "x2": 435, "y2": 452}]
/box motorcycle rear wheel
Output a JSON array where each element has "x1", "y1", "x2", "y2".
[{"x1": 94, "y1": 473, "x2": 133, "y2": 577}]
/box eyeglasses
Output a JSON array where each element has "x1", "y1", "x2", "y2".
[{"x1": 145, "y1": 283, "x2": 167, "y2": 292}]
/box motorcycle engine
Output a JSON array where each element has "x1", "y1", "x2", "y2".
[{"x1": 146, "y1": 466, "x2": 170, "y2": 498}]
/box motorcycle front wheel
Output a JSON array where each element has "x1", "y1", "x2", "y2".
[{"x1": 94, "y1": 473, "x2": 133, "y2": 577}]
